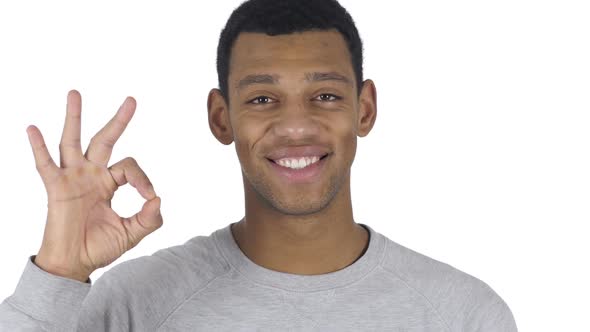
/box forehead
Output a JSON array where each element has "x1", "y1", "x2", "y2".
[{"x1": 228, "y1": 29, "x2": 353, "y2": 81}]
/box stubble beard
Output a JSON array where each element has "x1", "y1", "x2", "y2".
[{"x1": 243, "y1": 164, "x2": 343, "y2": 217}]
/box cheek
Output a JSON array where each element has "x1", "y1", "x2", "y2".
[
  {"x1": 333, "y1": 117, "x2": 357, "y2": 141},
  {"x1": 232, "y1": 120, "x2": 266, "y2": 163},
  {"x1": 335, "y1": 120, "x2": 358, "y2": 161}
]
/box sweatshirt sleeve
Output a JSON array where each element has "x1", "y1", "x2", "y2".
[
  {"x1": 0, "y1": 256, "x2": 91, "y2": 331},
  {"x1": 462, "y1": 282, "x2": 518, "y2": 332}
]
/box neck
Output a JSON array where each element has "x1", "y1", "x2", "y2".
[{"x1": 232, "y1": 176, "x2": 369, "y2": 275}]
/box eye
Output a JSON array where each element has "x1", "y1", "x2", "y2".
[
  {"x1": 248, "y1": 96, "x2": 275, "y2": 104},
  {"x1": 314, "y1": 93, "x2": 341, "y2": 102},
  {"x1": 247, "y1": 93, "x2": 342, "y2": 105}
]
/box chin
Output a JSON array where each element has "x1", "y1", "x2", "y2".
[
  {"x1": 263, "y1": 186, "x2": 335, "y2": 216},
  {"x1": 270, "y1": 201, "x2": 327, "y2": 217},
  {"x1": 243, "y1": 162, "x2": 343, "y2": 216}
]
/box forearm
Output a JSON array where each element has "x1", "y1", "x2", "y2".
[{"x1": 0, "y1": 256, "x2": 91, "y2": 332}]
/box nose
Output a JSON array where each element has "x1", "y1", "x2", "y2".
[{"x1": 271, "y1": 103, "x2": 321, "y2": 140}]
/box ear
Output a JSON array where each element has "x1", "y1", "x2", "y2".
[
  {"x1": 207, "y1": 88, "x2": 234, "y2": 145},
  {"x1": 356, "y1": 79, "x2": 377, "y2": 137}
]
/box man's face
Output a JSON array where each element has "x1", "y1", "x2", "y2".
[{"x1": 212, "y1": 29, "x2": 375, "y2": 216}]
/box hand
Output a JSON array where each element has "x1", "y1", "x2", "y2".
[{"x1": 27, "y1": 90, "x2": 163, "y2": 282}]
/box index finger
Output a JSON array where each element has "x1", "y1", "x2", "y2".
[{"x1": 84, "y1": 97, "x2": 136, "y2": 166}]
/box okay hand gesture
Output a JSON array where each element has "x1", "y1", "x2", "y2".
[{"x1": 27, "y1": 90, "x2": 162, "y2": 282}]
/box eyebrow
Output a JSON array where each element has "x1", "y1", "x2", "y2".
[{"x1": 236, "y1": 71, "x2": 353, "y2": 91}]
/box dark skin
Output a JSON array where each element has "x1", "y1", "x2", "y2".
[
  {"x1": 207, "y1": 29, "x2": 378, "y2": 275},
  {"x1": 25, "y1": 28, "x2": 376, "y2": 282}
]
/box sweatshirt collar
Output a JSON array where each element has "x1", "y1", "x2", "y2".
[{"x1": 213, "y1": 221, "x2": 386, "y2": 292}]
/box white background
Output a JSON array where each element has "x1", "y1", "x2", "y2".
[{"x1": 1, "y1": 0, "x2": 588, "y2": 330}]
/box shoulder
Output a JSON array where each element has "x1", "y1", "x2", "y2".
[
  {"x1": 103, "y1": 233, "x2": 229, "y2": 287},
  {"x1": 377, "y1": 235, "x2": 517, "y2": 331},
  {"x1": 80, "y1": 232, "x2": 231, "y2": 329}
]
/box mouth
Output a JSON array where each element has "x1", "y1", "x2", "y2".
[
  {"x1": 266, "y1": 153, "x2": 329, "y2": 167},
  {"x1": 265, "y1": 153, "x2": 330, "y2": 183}
]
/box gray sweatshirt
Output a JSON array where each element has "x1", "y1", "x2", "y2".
[{"x1": 0, "y1": 223, "x2": 517, "y2": 331}]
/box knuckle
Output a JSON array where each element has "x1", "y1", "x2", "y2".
[
  {"x1": 125, "y1": 156, "x2": 137, "y2": 165},
  {"x1": 58, "y1": 141, "x2": 80, "y2": 149},
  {"x1": 91, "y1": 136, "x2": 115, "y2": 149},
  {"x1": 35, "y1": 142, "x2": 48, "y2": 152},
  {"x1": 154, "y1": 221, "x2": 163, "y2": 230},
  {"x1": 102, "y1": 137, "x2": 116, "y2": 149},
  {"x1": 35, "y1": 158, "x2": 52, "y2": 172}
]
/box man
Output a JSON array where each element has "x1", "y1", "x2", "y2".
[{"x1": 0, "y1": 0, "x2": 517, "y2": 330}]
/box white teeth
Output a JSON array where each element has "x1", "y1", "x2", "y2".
[{"x1": 276, "y1": 156, "x2": 321, "y2": 169}]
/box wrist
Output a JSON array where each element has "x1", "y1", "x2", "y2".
[{"x1": 33, "y1": 254, "x2": 91, "y2": 283}]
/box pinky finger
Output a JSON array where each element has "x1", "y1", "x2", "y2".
[{"x1": 26, "y1": 125, "x2": 59, "y2": 180}]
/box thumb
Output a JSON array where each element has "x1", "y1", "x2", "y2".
[{"x1": 125, "y1": 196, "x2": 163, "y2": 248}]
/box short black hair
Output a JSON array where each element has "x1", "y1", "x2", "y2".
[{"x1": 216, "y1": 0, "x2": 364, "y2": 107}]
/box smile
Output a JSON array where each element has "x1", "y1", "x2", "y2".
[
  {"x1": 267, "y1": 154, "x2": 330, "y2": 183},
  {"x1": 273, "y1": 155, "x2": 322, "y2": 169}
]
